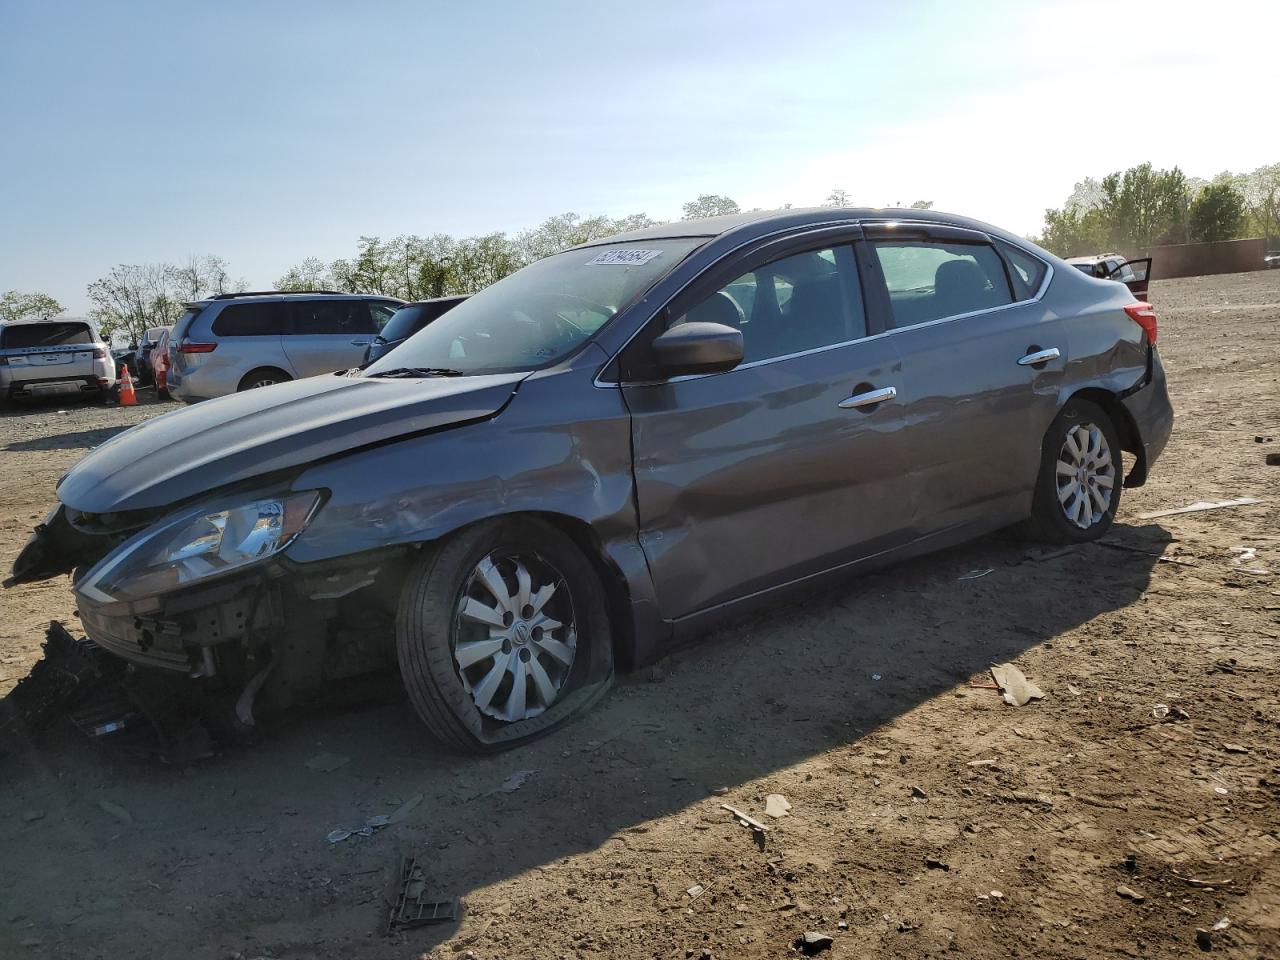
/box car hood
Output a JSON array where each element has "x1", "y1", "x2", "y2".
[{"x1": 57, "y1": 372, "x2": 525, "y2": 514}]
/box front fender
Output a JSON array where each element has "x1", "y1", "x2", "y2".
[{"x1": 284, "y1": 364, "x2": 664, "y2": 660}]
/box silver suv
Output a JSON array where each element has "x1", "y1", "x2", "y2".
[
  {"x1": 1, "y1": 318, "x2": 117, "y2": 402},
  {"x1": 167, "y1": 291, "x2": 404, "y2": 402}
]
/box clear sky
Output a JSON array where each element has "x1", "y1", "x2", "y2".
[{"x1": 2, "y1": 0, "x2": 1275, "y2": 314}]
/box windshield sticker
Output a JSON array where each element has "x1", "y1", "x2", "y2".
[{"x1": 587, "y1": 249, "x2": 664, "y2": 266}]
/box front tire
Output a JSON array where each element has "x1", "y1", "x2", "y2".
[
  {"x1": 1024, "y1": 399, "x2": 1123, "y2": 543},
  {"x1": 396, "y1": 518, "x2": 614, "y2": 753}
]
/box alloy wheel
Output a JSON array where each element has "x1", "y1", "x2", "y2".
[
  {"x1": 452, "y1": 552, "x2": 577, "y2": 722},
  {"x1": 1055, "y1": 421, "x2": 1116, "y2": 529}
]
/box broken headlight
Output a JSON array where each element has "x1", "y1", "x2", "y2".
[{"x1": 76, "y1": 491, "x2": 324, "y2": 603}]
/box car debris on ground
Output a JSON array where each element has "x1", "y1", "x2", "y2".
[
  {"x1": 989, "y1": 663, "x2": 1045, "y2": 707},
  {"x1": 1135, "y1": 497, "x2": 1263, "y2": 520},
  {"x1": 386, "y1": 855, "x2": 458, "y2": 934}
]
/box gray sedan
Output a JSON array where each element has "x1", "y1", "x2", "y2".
[{"x1": 9, "y1": 208, "x2": 1172, "y2": 752}]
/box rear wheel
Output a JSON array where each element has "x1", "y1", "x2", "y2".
[
  {"x1": 237, "y1": 367, "x2": 292, "y2": 391},
  {"x1": 396, "y1": 518, "x2": 614, "y2": 752},
  {"x1": 1024, "y1": 399, "x2": 1123, "y2": 543}
]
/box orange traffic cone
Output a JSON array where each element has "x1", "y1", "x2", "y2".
[{"x1": 118, "y1": 365, "x2": 137, "y2": 406}]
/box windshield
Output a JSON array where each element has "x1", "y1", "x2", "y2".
[{"x1": 363, "y1": 239, "x2": 701, "y2": 376}]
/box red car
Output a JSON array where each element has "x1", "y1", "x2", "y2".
[{"x1": 152, "y1": 327, "x2": 172, "y2": 400}]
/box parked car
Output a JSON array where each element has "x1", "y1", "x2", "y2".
[
  {"x1": 166, "y1": 291, "x2": 404, "y2": 402},
  {"x1": 1264, "y1": 250, "x2": 1280, "y2": 269},
  {"x1": 8, "y1": 208, "x2": 1173, "y2": 753},
  {"x1": 137, "y1": 325, "x2": 171, "y2": 385},
  {"x1": 0, "y1": 318, "x2": 117, "y2": 403},
  {"x1": 152, "y1": 327, "x2": 172, "y2": 400},
  {"x1": 364, "y1": 296, "x2": 469, "y2": 365},
  {"x1": 1066, "y1": 253, "x2": 1152, "y2": 299}
]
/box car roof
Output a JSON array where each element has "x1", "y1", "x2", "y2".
[
  {"x1": 189, "y1": 292, "x2": 405, "y2": 308},
  {"x1": 1065, "y1": 253, "x2": 1124, "y2": 265},
  {"x1": 578, "y1": 206, "x2": 1036, "y2": 251}
]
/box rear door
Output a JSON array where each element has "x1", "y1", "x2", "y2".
[
  {"x1": 862, "y1": 225, "x2": 1064, "y2": 535},
  {"x1": 621, "y1": 229, "x2": 915, "y2": 619},
  {"x1": 283, "y1": 299, "x2": 379, "y2": 376},
  {"x1": 1108, "y1": 258, "x2": 1152, "y2": 299}
]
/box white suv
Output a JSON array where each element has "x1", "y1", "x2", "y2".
[
  {"x1": 167, "y1": 291, "x2": 403, "y2": 403},
  {"x1": 0, "y1": 318, "x2": 117, "y2": 402}
]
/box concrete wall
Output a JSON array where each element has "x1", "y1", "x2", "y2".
[{"x1": 1123, "y1": 238, "x2": 1267, "y2": 281}]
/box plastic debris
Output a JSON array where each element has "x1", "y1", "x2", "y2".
[
  {"x1": 958, "y1": 568, "x2": 993, "y2": 580},
  {"x1": 388, "y1": 793, "x2": 424, "y2": 824},
  {"x1": 1230, "y1": 547, "x2": 1257, "y2": 564},
  {"x1": 1152, "y1": 704, "x2": 1170, "y2": 719},
  {"x1": 1097, "y1": 540, "x2": 1198, "y2": 566},
  {"x1": 1067, "y1": 684, "x2": 1082, "y2": 696},
  {"x1": 686, "y1": 884, "x2": 705, "y2": 899},
  {"x1": 326, "y1": 813, "x2": 394, "y2": 844},
  {"x1": 795, "y1": 932, "x2": 834, "y2": 954},
  {"x1": 498, "y1": 769, "x2": 533, "y2": 793},
  {"x1": 764, "y1": 794, "x2": 792, "y2": 818},
  {"x1": 1116, "y1": 884, "x2": 1145, "y2": 903},
  {"x1": 304, "y1": 752, "x2": 350, "y2": 773},
  {"x1": 1136, "y1": 497, "x2": 1263, "y2": 520},
  {"x1": 871, "y1": 673, "x2": 882, "y2": 681},
  {"x1": 326, "y1": 828, "x2": 352, "y2": 844},
  {"x1": 98, "y1": 799, "x2": 133, "y2": 824},
  {"x1": 387, "y1": 855, "x2": 457, "y2": 933},
  {"x1": 989, "y1": 663, "x2": 1045, "y2": 707}
]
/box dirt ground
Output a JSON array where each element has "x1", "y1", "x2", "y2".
[{"x1": 2, "y1": 272, "x2": 1279, "y2": 960}]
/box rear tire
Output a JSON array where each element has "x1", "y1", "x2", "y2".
[
  {"x1": 396, "y1": 518, "x2": 614, "y2": 753},
  {"x1": 1023, "y1": 399, "x2": 1123, "y2": 543},
  {"x1": 237, "y1": 367, "x2": 292, "y2": 391}
]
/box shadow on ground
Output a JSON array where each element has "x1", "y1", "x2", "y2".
[{"x1": 0, "y1": 523, "x2": 1169, "y2": 958}]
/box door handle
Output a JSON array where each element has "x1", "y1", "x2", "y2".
[
  {"x1": 1017, "y1": 347, "x2": 1061, "y2": 366},
  {"x1": 350, "y1": 339, "x2": 371, "y2": 346},
  {"x1": 838, "y1": 386, "x2": 897, "y2": 409}
]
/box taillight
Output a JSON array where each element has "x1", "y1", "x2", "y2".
[
  {"x1": 179, "y1": 340, "x2": 217, "y2": 354},
  {"x1": 1123, "y1": 301, "x2": 1157, "y2": 344},
  {"x1": 93, "y1": 346, "x2": 107, "y2": 360}
]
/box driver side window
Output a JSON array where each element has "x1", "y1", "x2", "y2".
[{"x1": 673, "y1": 246, "x2": 866, "y2": 365}]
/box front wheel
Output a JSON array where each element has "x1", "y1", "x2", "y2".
[
  {"x1": 1024, "y1": 399, "x2": 1123, "y2": 543},
  {"x1": 396, "y1": 518, "x2": 614, "y2": 752}
]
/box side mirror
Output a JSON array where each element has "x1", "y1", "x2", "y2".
[{"x1": 651, "y1": 322, "x2": 743, "y2": 378}]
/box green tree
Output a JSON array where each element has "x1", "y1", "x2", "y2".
[
  {"x1": 824, "y1": 188, "x2": 851, "y2": 208},
  {"x1": 1188, "y1": 181, "x2": 1246, "y2": 243},
  {"x1": 1239, "y1": 163, "x2": 1280, "y2": 248},
  {"x1": 0, "y1": 290, "x2": 65, "y2": 323},
  {"x1": 909, "y1": 200, "x2": 933, "y2": 210},
  {"x1": 87, "y1": 257, "x2": 235, "y2": 346},
  {"x1": 681, "y1": 194, "x2": 740, "y2": 220}
]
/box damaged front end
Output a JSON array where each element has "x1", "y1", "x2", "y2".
[{"x1": 6, "y1": 492, "x2": 413, "y2": 748}]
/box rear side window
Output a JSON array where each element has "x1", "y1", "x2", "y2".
[
  {"x1": 211, "y1": 302, "x2": 290, "y2": 337},
  {"x1": 294, "y1": 300, "x2": 376, "y2": 336},
  {"x1": 996, "y1": 240, "x2": 1049, "y2": 300},
  {"x1": 1, "y1": 322, "x2": 94, "y2": 348},
  {"x1": 872, "y1": 241, "x2": 1012, "y2": 328},
  {"x1": 369, "y1": 302, "x2": 399, "y2": 330}
]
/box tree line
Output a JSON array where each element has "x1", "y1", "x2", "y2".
[
  {"x1": 7, "y1": 169, "x2": 1273, "y2": 346},
  {"x1": 1036, "y1": 162, "x2": 1280, "y2": 257}
]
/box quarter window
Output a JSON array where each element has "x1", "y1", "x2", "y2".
[
  {"x1": 210, "y1": 302, "x2": 290, "y2": 337},
  {"x1": 995, "y1": 240, "x2": 1049, "y2": 300},
  {"x1": 675, "y1": 246, "x2": 866, "y2": 365},
  {"x1": 873, "y1": 241, "x2": 1012, "y2": 327}
]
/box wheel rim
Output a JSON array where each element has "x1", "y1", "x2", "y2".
[
  {"x1": 248, "y1": 378, "x2": 277, "y2": 389},
  {"x1": 452, "y1": 552, "x2": 577, "y2": 722},
  {"x1": 1055, "y1": 421, "x2": 1116, "y2": 529}
]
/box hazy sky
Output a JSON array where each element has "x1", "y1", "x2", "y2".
[{"x1": 2, "y1": 0, "x2": 1276, "y2": 314}]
